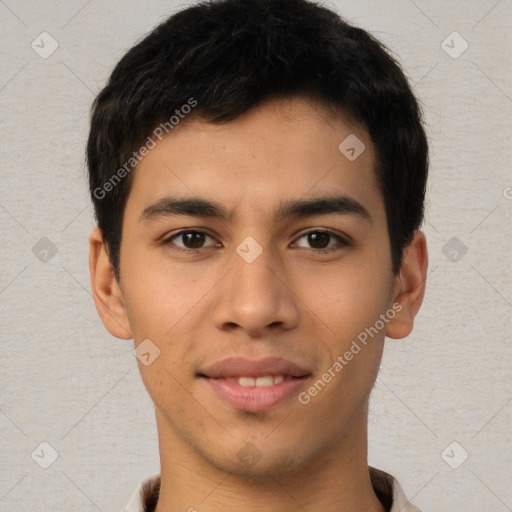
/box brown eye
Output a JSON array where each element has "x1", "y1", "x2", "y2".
[
  {"x1": 181, "y1": 231, "x2": 206, "y2": 249},
  {"x1": 293, "y1": 230, "x2": 349, "y2": 253},
  {"x1": 307, "y1": 232, "x2": 330, "y2": 249},
  {"x1": 163, "y1": 230, "x2": 218, "y2": 252}
]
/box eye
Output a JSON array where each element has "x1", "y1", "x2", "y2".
[
  {"x1": 161, "y1": 228, "x2": 349, "y2": 255},
  {"x1": 162, "y1": 230, "x2": 218, "y2": 253},
  {"x1": 293, "y1": 229, "x2": 349, "y2": 253}
]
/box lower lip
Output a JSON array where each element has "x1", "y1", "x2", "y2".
[{"x1": 201, "y1": 377, "x2": 308, "y2": 412}]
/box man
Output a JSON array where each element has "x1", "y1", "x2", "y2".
[{"x1": 87, "y1": 0, "x2": 428, "y2": 510}]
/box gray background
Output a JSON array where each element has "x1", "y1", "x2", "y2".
[{"x1": 1, "y1": 1, "x2": 511, "y2": 511}]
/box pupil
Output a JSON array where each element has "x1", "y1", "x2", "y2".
[
  {"x1": 184, "y1": 232, "x2": 204, "y2": 248},
  {"x1": 309, "y1": 232, "x2": 329, "y2": 249}
]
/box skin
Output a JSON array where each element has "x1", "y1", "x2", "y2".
[{"x1": 90, "y1": 96, "x2": 427, "y2": 512}]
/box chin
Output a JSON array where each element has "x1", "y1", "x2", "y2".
[{"x1": 202, "y1": 442, "x2": 309, "y2": 480}]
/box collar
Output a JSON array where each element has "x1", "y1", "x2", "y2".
[{"x1": 123, "y1": 467, "x2": 421, "y2": 512}]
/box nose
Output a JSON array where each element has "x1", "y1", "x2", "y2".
[{"x1": 211, "y1": 240, "x2": 300, "y2": 338}]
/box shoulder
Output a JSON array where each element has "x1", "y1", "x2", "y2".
[
  {"x1": 369, "y1": 466, "x2": 422, "y2": 512},
  {"x1": 123, "y1": 474, "x2": 160, "y2": 512},
  {"x1": 126, "y1": 470, "x2": 422, "y2": 512}
]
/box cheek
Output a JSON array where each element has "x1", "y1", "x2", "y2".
[
  {"x1": 296, "y1": 258, "x2": 391, "y2": 405},
  {"x1": 120, "y1": 251, "x2": 207, "y2": 340},
  {"x1": 298, "y1": 259, "x2": 392, "y2": 340},
  {"x1": 298, "y1": 270, "x2": 388, "y2": 417},
  {"x1": 120, "y1": 267, "x2": 204, "y2": 404}
]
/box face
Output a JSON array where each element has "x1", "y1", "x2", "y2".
[{"x1": 102, "y1": 96, "x2": 404, "y2": 478}]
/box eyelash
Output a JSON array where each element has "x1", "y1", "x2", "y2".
[{"x1": 161, "y1": 229, "x2": 350, "y2": 255}]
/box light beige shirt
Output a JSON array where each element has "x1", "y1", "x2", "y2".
[{"x1": 123, "y1": 467, "x2": 422, "y2": 512}]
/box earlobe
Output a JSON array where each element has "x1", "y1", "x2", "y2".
[
  {"x1": 386, "y1": 230, "x2": 428, "y2": 340},
  {"x1": 89, "y1": 227, "x2": 133, "y2": 340}
]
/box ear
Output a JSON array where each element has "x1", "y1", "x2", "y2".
[
  {"x1": 89, "y1": 227, "x2": 132, "y2": 339},
  {"x1": 386, "y1": 230, "x2": 428, "y2": 339}
]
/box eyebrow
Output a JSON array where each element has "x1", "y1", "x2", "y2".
[{"x1": 139, "y1": 194, "x2": 371, "y2": 224}]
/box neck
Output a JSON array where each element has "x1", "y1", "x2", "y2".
[{"x1": 153, "y1": 410, "x2": 386, "y2": 512}]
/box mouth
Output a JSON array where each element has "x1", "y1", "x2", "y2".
[
  {"x1": 198, "y1": 357, "x2": 311, "y2": 412},
  {"x1": 225, "y1": 375, "x2": 296, "y2": 386}
]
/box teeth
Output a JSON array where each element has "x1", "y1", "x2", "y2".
[
  {"x1": 255, "y1": 376, "x2": 274, "y2": 387},
  {"x1": 235, "y1": 375, "x2": 287, "y2": 387}
]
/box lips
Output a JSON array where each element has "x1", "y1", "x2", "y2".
[
  {"x1": 198, "y1": 356, "x2": 311, "y2": 379},
  {"x1": 198, "y1": 356, "x2": 311, "y2": 412}
]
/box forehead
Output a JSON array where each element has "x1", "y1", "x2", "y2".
[{"x1": 125, "y1": 95, "x2": 382, "y2": 222}]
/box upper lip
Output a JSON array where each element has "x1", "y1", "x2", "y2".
[{"x1": 198, "y1": 356, "x2": 311, "y2": 378}]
